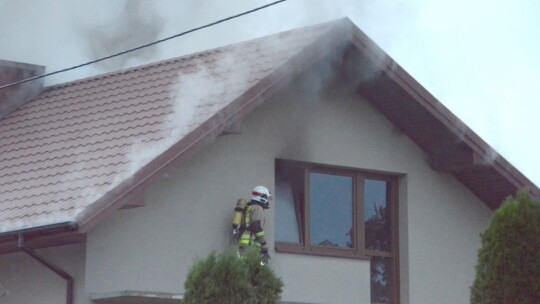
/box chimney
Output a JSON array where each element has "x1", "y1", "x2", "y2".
[{"x1": 0, "y1": 59, "x2": 45, "y2": 120}]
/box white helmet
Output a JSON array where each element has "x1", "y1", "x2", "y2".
[{"x1": 251, "y1": 185, "x2": 272, "y2": 208}]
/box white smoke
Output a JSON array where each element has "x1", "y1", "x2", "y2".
[
  {"x1": 0, "y1": 0, "x2": 538, "y2": 187},
  {"x1": 105, "y1": 50, "x2": 251, "y2": 197}
]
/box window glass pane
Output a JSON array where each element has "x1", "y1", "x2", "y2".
[
  {"x1": 370, "y1": 256, "x2": 394, "y2": 303},
  {"x1": 275, "y1": 161, "x2": 304, "y2": 243},
  {"x1": 309, "y1": 173, "x2": 353, "y2": 248},
  {"x1": 364, "y1": 179, "x2": 391, "y2": 252}
]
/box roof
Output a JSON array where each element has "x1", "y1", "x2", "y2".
[
  {"x1": 0, "y1": 18, "x2": 538, "y2": 251},
  {"x1": 0, "y1": 20, "x2": 333, "y2": 235}
]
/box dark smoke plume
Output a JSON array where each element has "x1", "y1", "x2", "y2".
[{"x1": 83, "y1": 0, "x2": 164, "y2": 71}]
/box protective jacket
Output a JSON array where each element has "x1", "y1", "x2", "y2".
[{"x1": 239, "y1": 200, "x2": 267, "y2": 253}]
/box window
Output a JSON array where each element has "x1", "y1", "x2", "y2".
[{"x1": 275, "y1": 159, "x2": 399, "y2": 304}]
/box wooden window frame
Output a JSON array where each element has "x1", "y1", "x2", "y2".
[{"x1": 274, "y1": 159, "x2": 400, "y2": 304}]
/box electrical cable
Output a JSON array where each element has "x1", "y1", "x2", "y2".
[{"x1": 0, "y1": 0, "x2": 288, "y2": 90}]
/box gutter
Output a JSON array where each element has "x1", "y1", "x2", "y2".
[{"x1": 0, "y1": 222, "x2": 79, "y2": 239}]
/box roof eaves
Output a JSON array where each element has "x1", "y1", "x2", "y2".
[
  {"x1": 382, "y1": 49, "x2": 540, "y2": 198},
  {"x1": 0, "y1": 221, "x2": 82, "y2": 254},
  {"x1": 348, "y1": 24, "x2": 540, "y2": 205}
]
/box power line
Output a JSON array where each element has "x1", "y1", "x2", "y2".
[{"x1": 0, "y1": 0, "x2": 288, "y2": 90}]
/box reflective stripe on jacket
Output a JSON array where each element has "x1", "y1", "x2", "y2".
[{"x1": 238, "y1": 202, "x2": 267, "y2": 250}]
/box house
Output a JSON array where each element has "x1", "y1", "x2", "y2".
[{"x1": 0, "y1": 18, "x2": 538, "y2": 304}]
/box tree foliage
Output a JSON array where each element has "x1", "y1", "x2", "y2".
[
  {"x1": 183, "y1": 249, "x2": 283, "y2": 304},
  {"x1": 470, "y1": 190, "x2": 540, "y2": 304}
]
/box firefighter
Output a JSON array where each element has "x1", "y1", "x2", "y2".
[{"x1": 238, "y1": 185, "x2": 271, "y2": 263}]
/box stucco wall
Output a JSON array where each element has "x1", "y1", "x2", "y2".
[
  {"x1": 272, "y1": 253, "x2": 370, "y2": 304},
  {"x1": 85, "y1": 70, "x2": 492, "y2": 304},
  {"x1": 0, "y1": 243, "x2": 90, "y2": 304}
]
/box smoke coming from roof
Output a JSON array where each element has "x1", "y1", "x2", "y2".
[
  {"x1": 0, "y1": 0, "x2": 373, "y2": 85},
  {"x1": 0, "y1": 0, "x2": 538, "y2": 185},
  {"x1": 81, "y1": 0, "x2": 164, "y2": 71}
]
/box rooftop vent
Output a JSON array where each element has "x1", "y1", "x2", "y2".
[{"x1": 0, "y1": 59, "x2": 45, "y2": 120}]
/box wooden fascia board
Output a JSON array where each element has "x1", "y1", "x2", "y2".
[
  {"x1": 76, "y1": 25, "x2": 351, "y2": 234},
  {"x1": 348, "y1": 26, "x2": 540, "y2": 200},
  {"x1": 349, "y1": 27, "x2": 488, "y2": 153}
]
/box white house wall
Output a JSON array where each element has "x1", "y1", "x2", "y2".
[{"x1": 83, "y1": 68, "x2": 493, "y2": 303}]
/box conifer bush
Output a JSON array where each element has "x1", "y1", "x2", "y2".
[
  {"x1": 470, "y1": 190, "x2": 540, "y2": 303},
  {"x1": 183, "y1": 249, "x2": 283, "y2": 304}
]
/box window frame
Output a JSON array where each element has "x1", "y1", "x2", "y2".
[{"x1": 274, "y1": 159, "x2": 400, "y2": 303}]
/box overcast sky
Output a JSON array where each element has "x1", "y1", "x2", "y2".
[{"x1": 1, "y1": 0, "x2": 538, "y2": 187}]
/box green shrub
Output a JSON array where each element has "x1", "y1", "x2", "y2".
[
  {"x1": 470, "y1": 190, "x2": 540, "y2": 303},
  {"x1": 183, "y1": 249, "x2": 283, "y2": 304}
]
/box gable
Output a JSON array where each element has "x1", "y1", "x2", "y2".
[
  {"x1": 84, "y1": 68, "x2": 491, "y2": 303},
  {"x1": 341, "y1": 31, "x2": 539, "y2": 208}
]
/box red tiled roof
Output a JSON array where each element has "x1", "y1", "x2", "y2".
[
  {"x1": 0, "y1": 18, "x2": 538, "y2": 247},
  {"x1": 0, "y1": 20, "x2": 335, "y2": 234}
]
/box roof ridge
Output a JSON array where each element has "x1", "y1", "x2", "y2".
[
  {"x1": 35, "y1": 63, "x2": 178, "y2": 102},
  {"x1": 6, "y1": 73, "x2": 174, "y2": 120},
  {"x1": 41, "y1": 18, "x2": 345, "y2": 92}
]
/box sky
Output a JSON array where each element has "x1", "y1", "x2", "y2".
[{"x1": 0, "y1": 0, "x2": 539, "y2": 187}]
